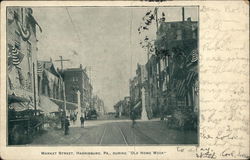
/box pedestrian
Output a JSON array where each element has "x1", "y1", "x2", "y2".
[
  {"x1": 64, "y1": 116, "x2": 70, "y2": 135},
  {"x1": 131, "y1": 110, "x2": 136, "y2": 128},
  {"x1": 80, "y1": 115, "x2": 85, "y2": 128},
  {"x1": 61, "y1": 115, "x2": 64, "y2": 129},
  {"x1": 73, "y1": 115, "x2": 76, "y2": 125}
]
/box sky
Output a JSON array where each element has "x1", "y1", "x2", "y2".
[{"x1": 33, "y1": 6, "x2": 198, "y2": 112}]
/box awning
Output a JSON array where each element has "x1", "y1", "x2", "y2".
[
  {"x1": 9, "y1": 102, "x2": 28, "y2": 112},
  {"x1": 8, "y1": 95, "x2": 30, "y2": 104},
  {"x1": 8, "y1": 89, "x2": 33, "y2": 104},
  {"x1": 50, "y1": 98, "x2": 78, "y2": 110},
  {"x1": 39, "y1": 95, "x2": 60, "y2": 113},
  {"x1": 9, "y1": 102, "x2": 43, "y2": 112},
  {"x1": 133, "y1": 101, "x2": 142, "y2": 110}
]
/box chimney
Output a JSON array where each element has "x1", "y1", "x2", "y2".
[
  {"x1": 50, "y1": 57, "x2": 52, "y2": 62},
  {"x1": 182, "y1": 7, "x2": 185, "y2": 22},
  {"x1": 80, "y1": 64, "x2": 82, "y2": 69}
]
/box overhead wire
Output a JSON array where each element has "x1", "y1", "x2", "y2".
[{"x1": 65, "y1": 7, "x2": 82, "y2": 44}]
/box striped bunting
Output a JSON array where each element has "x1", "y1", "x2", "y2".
[
  {"x1": 37, "y1": 61, "x2": 43, "y2": 74},
  {"x1": 177, "y1": 80, "x2": 186, "y2": 97},
  {"x1": 9, "y1": 45, "x2": 24, "y2": 66},
  {"x1": 186, "y1": 71, "x2": 197, "y2": 87}
]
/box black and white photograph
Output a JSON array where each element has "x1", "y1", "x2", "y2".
[{"x1": 6, "y1": 6, "x2": 199, "y2": 146}]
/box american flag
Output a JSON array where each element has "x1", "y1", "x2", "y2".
[
  {"x1": 186, "y1": 71, "x2": 197, "y2": 87},
  {"x1": 176, "y1": 80, "x2": 186, "y2": 98},
  {"x1": 8, "y1": 44, "x2": 24, "y2": 66},
  {"x1": 191, "y1": 49, "x2": 198, "y2": 63}
]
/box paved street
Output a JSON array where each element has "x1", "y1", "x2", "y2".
[{"x1": 31, "y1": 119, "x2": 197, "y2": 145}]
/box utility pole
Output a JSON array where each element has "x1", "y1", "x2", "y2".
[
  {"x1": 55, "y1": 56, "x2": 70, "y2": 71},
  {"x1": 55, "y1": 56, "x2": 70, "y2": 119},
  {"x1": 155, "y1": 7, "x2": 159, "y2": 31}
]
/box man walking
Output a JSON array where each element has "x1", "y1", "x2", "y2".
[
  {"x1": 64, "y1": 116, "x2": 70, "y2": 135},
  {"x1": 80, "y1": 115, "x2": 85, "y2": 128},
  {"x1": 131, "y1": 110, "x2": 136, "y2": 128}
]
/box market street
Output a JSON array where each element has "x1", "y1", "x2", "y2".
[{"x1": 31, "y1": 119, "x2": 198, "y2": 145}]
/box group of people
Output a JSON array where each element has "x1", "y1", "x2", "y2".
[
  {"x1": 61, "y1": 114, "x2": 86, "y2": 135},
  {"x1": 61, "y1": 110, "x2": 137, "y2": 136}
]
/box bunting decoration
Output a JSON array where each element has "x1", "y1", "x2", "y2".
[
  {"x1": 37, "y1": 61, "x2": 43, "y2": 74},
  {"x1": 185, "y1": 71, "x2": 197, "y2": 87},
  {"x1": 191, "y1": 49, "x2": 198, "y2": 63},
  {"x1": 8, "y1": 44, "x2": 24, "y2": 67},
  {"x1": 14, "y1": 11, "x2": 31, "y2": 41},
  {"x1": 176, "y1": 80, "x2": 186, "y2": 98},
  {"x1": 13, "y1": 9, "x2": 42, "y2": 42}
]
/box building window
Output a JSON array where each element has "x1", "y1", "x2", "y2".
[{"x1": 73, "y1": 76, "x2": 78, "y2": 82}]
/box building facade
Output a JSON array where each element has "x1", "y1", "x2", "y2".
[
  {"x1": 153, "y1": 17, "x2": 198, "y2": 127},
  {"x1": 7, "y1": 7, "x2": 41, "y2": 105},
  {"x1": 62, "y1": 64, "x2": 92, "y2": 113},
  {"x1": 91, "y1": 95, "x2": 105, "y2": 115}
]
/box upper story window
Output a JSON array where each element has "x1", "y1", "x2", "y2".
[{"x1": 72, "y1": 76, "x2": 78, "y2": 82}]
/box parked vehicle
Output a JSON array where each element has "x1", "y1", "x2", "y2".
[{"x1": 86, "y1": 109, "x2": 98, "y2": 120}]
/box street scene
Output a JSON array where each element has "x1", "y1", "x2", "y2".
[{"x1": 7, "y1": 6, "x2": 199, "y2": 145}]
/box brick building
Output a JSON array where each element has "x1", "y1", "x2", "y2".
[{"x1": 62, "y1": 64, "x2": 92, "y2": 113}]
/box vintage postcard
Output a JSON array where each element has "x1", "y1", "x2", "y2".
[{"x1": 0, "y1": 1, "x2": 249, "y2": 160}]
